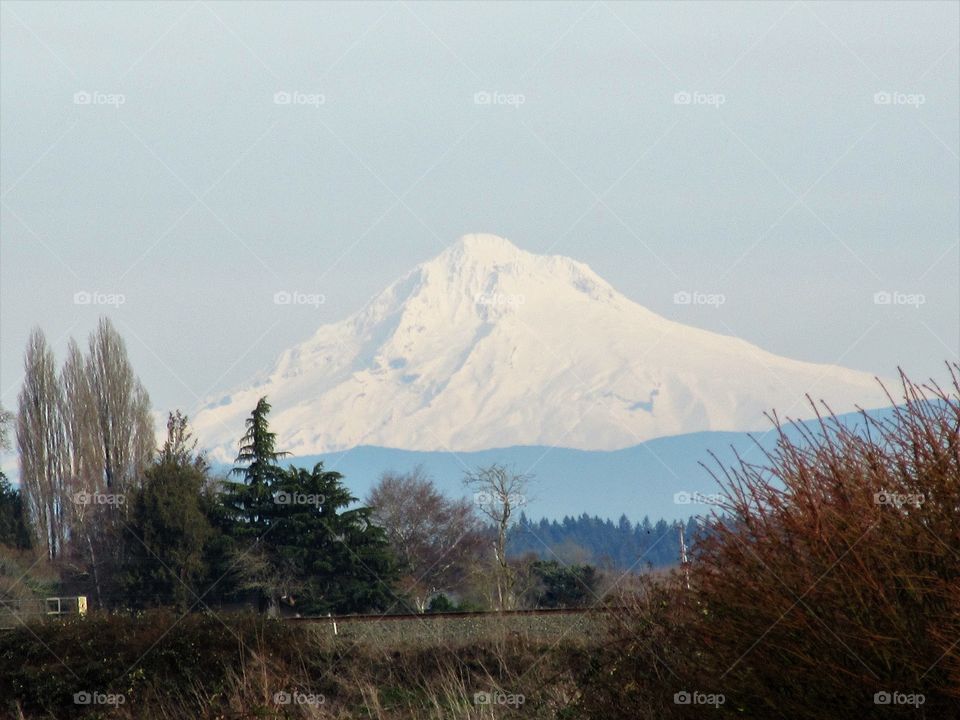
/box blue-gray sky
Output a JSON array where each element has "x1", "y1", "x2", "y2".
[{"x1": 2, "y1": 1, "x2": 958, "y2": 442}]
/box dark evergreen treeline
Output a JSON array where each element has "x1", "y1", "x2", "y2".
[{"x1": 509, "y1": 512, "x2": 700, "y2": 570}]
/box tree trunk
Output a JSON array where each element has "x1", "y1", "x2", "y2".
[{"x1": 87, "y1": 534, "x2": 103, "y2": 608}]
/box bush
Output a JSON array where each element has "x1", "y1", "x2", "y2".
[
  {"x1": 427, "y1": 593, "x2": 455, "y2": 612},
  {"x1": 0, "y1": 610, "x2": 303, "y2": 718},
  {"x1": 578, "y1": 366, "x2": 960, "y2": 718}
]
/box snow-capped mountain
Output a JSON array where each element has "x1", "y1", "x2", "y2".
[{"x1": 192, "y1": 234, "x2": 889, "y2": 460}]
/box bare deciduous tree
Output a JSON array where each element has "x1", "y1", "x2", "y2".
[
  {"x1": 61, "y1": 339, "x2": 104, "y2": 508},
  {"x1": 159, "y1": 410, "x2": 207, "y2": 472},
  {"x1": 16, "y1": 328, "x2": 68, "y2": 560},
  {"x1": 86, "y1": 317, "x2": 154, "y2": 495},
  {"x1": 15, "y1": 319, "x2": 155, "y2": 596},
  {"x1": 368, "y1": 466, "x2": 486, "y2": 611},
  {"x1": 463, "y1": 464, "x2": 532, "y2": 611},
  {"x1": 61, "y1": 338, "x2": 109, "y2": 602},
  {"x1": 78, "y1": 319, "x2": 154, "y2": 604},
  {"x1": 0, "y1": 402, "x2": 12, "y2": 451}
]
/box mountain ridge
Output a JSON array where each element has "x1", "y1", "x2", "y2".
[{"x1": 209, "y1": 405, "x2": 901, "y2": 521}]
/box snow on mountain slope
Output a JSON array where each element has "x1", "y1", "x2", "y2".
[{"x1": 192, "y1": 234, "x2": 889, "y2": 460}]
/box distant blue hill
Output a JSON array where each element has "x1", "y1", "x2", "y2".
[{"x1": 216, "y1": 405, "x2": 899, "y2": 522}]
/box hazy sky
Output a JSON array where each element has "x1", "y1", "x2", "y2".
[{"x1": 2, "y1": 1, "x2": 958, "y2": 446}]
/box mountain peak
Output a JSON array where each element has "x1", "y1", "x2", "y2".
[{"x1": 447, "y1": 233, "x2": 523, "y2": 264}]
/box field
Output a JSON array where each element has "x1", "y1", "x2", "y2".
[{"x1": 295, "y1": 608, "x2": 607, "y2": 647}]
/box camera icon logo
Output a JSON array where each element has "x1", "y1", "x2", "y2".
[
  {"x1": 874, "y1": 691, "x2": 892, "y2": 705},
  {"x1": 473, "y1": 491, "x2": 493, "y2": 506}
]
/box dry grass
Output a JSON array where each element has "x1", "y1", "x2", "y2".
[{"x1": 1, "y1": 609, "x2": 589, "y2": 719}]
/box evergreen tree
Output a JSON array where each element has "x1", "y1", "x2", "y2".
[
  {"x1": 0, "y1": 476, "x2": 31, "y2": 549},
  {"x1": 222, "y1": 397, "x2": 288, "y2": 534},
  {"x1": 267, "y1": 463, "x2": 396, "y2": 614},
  {"x1": 507, "y1": 512, "x2": 695, "y2": 570},
  {"x1": 522, "y1": 560, "x2": 599, "y2": 608},
  {"x1": 121, "y1": 413, "x2": 212, "y2": 610},
  {"x1": 231, "y1": 463, "x2": 397, "y2": 614},
  {"x1": 0, "y1": 405, "x2": 30, "y2": 549},
  {"x1": 218, "y1": 399, "x2": 396, "y2": 614}
]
